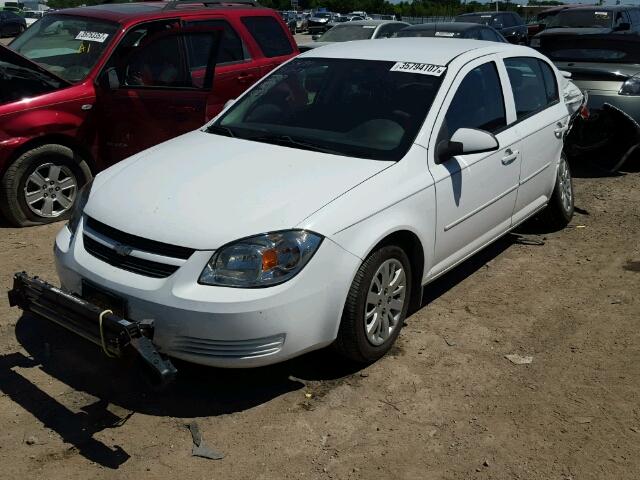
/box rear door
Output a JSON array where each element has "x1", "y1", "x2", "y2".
[
  {"x1": 183, "y1": 17, "x2": 261, "y2": 118},
  {"x1": 503, "y1": 56, "x2": 568, "y2": 224},
  {"x1": 96, "y1": 20, "x2": 221, "y2": 165}
]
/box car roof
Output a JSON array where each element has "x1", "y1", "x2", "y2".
[
  {"x1": 57, "y1": 1, "x2": 273, "y2": 25},
  {"x1": 403, "y1": 22, "x2": 482, "y2": 32},
  {"x1": 340, "y1": 19, "x2": 404, "y2": 26},
  {"x1": 457, "y1": 11, "x2": 512, "y2": 16},
  {"x1": 557, "y1": 5, "x2": 634, "y2": 12},
  {"x1": 301, "y1": 37, "x2": 517, "y2": 64}
]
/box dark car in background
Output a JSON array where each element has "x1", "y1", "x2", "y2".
[
  {"x1": 455, "y1": 11, "x2": 527, "y2": 44},
  {"x1": 527, "y1": 4, "x2": 584, "y2": 37},
  {"x1": 395, "y1": 22, "x2": 507, "y2": 42},
  {"x1": 280, "y1": 11, "x2": 297, "y2": 34},
  {"x1": 300, "y1": 19, "x2": 408, "y2": 51},
  {"x1": 0, "y1": 10, "x2": 26, "y2": 37},
  {"x1": 536, "y1": 33, "x2": 640, "y2": 122},
  {"x1": 530, "y1": 6, "x2": 640, "y2": 49}
]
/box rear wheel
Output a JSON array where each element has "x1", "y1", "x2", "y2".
[
  {"x1": 538, "y1": 153, "x2": 574, "y2": 230},
  {"x1": 0, "y1": 144, "x2": 92, "y2": 227},
  {"x1": 334, "y1": 245, "x2": 412, "y2": 364}
]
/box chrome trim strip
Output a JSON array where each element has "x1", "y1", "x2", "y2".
[
  {"x1": 444, "y1": 184, "x2": 518, "y2": 232},
  {"x1": 519, "y1": 161, "x2": 551, "y2": 186}
]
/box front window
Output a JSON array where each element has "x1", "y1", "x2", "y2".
[
  {"x1": 319, "y1": 24, "x2": 376, "y2": 42},
  {"x1": 546, "y1": 10, "x2": 614, "y2": 29},
  {"x1": 213, "y1": 58, "x2": 444, "y2": 161},
  {"x1": 9, "y1": 14, "x2": 118, "y2": 83}
]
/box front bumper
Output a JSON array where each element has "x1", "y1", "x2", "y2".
[
  {"x1": 8, "y1": 272, "x2": 177, "y2": 387},
  {"x1": 54, "y1": 221, "x2": 361, "y2": 368}
]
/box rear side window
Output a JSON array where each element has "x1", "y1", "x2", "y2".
[
  {"x1": 185, "y1": 19, "x2": 247, "y2": 66},
  {"x1": 538, "y1": 60, "x2": 559, "y2": 104},
  {"x1": 440, "y1": 61, "x2": 506, "y2": 141},
  {"x1": 505, "y1": 57, "x2": 556, "y2": 120},
  {"x1": 241, "y1": 16, "x2": 293, "y2": 58}
]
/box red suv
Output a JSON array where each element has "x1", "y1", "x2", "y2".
[{"x1": 0, "y1": 0, "x2": 298, "y2": 226}]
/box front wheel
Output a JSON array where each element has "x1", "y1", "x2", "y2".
[
  {"x1": 537, "y1": 153, "x2": 574, "y2": 230},
  {"x1": 334, "y1": 245, "x2": 412, "y2": 364},
  {"x1": 0, "y1": 144, "x2": 92, "y2": 227}
]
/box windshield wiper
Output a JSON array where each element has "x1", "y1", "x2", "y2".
[
  {"x1": 206, "y1": 124, "x2": 235, "y2": 137},
  {"x1": 249, "y1": 134, "x2": 343, "y2": 155}
]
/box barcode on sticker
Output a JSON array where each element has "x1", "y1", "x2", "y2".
[
  {"x1": 75, "y1": 31, "x2": 109, "y2": 43},
  {"x1": 390, "y1": 62, "x2": 446, "y2": 76}
]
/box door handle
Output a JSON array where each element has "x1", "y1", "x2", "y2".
[
  {"x1": 501, "y1": 148, "x2": 519, "y2": 165},
  {"x1": 237, "y1": 73, "x2": 255, "y2": 84},
  {"x1": 554, "y1": 121, "x2": 568, "y2": 138}
]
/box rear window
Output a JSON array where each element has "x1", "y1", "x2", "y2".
[
  {"x1": 319, "y1": 24, "x2": 376, "y2": 42},
  {"x1": 547, "y1": 9, "x2": 614, "y2": 29},
  {"x1": 241, "y1": 16, "x2": 293, "y2": 58}
]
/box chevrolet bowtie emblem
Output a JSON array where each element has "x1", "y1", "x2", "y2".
[{"x1": 114, "y1": 243, "x2": 133, "y2": 256}]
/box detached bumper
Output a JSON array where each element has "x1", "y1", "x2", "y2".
[{"x1": 8, "y1": 272, "x2": 177, "y2": 388}]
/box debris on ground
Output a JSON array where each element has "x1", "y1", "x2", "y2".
[
  {"x1": 444, "y1": 337, "x2": 457, "y2": 347},
  {"x1": 186, "y1": 421, "x2": 224, "y2": 460},
  {"x1": 574, "y1": 417, "x2": 593, "y2": 424},
  {"x1": 505, "y1": 354, "x2": 533, "y2": 365}
]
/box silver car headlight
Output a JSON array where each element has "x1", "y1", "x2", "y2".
[
  {"x1": 619, "y1": 74, "x2": 640, "y2": 96},
  {"x1": 67, "y1": 178, "x2": 93, "y2": 235},
  {"x1": 199, "y1": 230, "x2": 323, "y2": 288}
]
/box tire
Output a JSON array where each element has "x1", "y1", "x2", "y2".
[
  {"x1": 537, "y1": 153, "x2": 574, "y2": 231},
  {"x1": 0, "y1": 144, "x2": 92, "y2": 227},
  {"x1": 334, "y1": 245, "x2": 412, "y2": 364}
]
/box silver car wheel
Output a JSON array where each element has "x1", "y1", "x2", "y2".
[
  {"x1": 364, "y1": 258, "x2": 407, "y2": 346},
  {"x1": 24, "y1": 163, "x2": 77, "y2": 218},
  {"x1": 558, "y1": 156, "x2": 572, "y2": 213}
]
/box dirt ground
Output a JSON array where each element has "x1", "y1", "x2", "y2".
[{"x1": 0, "y1": 157, "x2": 639, "y2": 480}]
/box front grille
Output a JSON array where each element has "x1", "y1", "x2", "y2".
[
  {"x1": 171, "y1": 334, "x2": 285, "y2": 359},
  {"x1": 86, "y1": 217, "x2": 194, "y2": 260},
  {"x1": 83, "y1": 235, "x2": 179, "y2": 278}
]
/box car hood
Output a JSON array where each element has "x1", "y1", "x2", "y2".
[
  {"x1": 0, "y1": 44, "x2": 68, "y2": 106},
  {"x1": 85, "y1": 130, "x2": 392, "y2": 250}
]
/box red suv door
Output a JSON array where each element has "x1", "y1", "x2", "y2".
[
  {"x1": 183, "y1": 17, "x2": 262, "y2": 118},
  {"x1": 95, "y1": 20, "x2": 221, "y2": 165}
]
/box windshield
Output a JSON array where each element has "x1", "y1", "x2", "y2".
[
  {"x1": 320, "y1": 25, "x2": 376, "y2": 41},
  {"x1": 547, "y1": 10, "x2": 614, "y2": 29},
  {"x1": 213, "y1": 58, "x2": 444, "y2": 161},
  {"x1": 24, "y1": 11, "x2": 43, "y2": 19},
  {"x1": 9, "y1": 14, "x2": 118, "y2": 83},
  {"x1": 541, "y1": 38, "x2": 640, "y2": 63}
]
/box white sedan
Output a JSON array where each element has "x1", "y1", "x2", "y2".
[{"x1": 53, "y1": 38, "x2": 574, "y2": 368}]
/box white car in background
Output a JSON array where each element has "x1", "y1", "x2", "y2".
[
  {"x1": 49, "y1": 38, "x2": 574, "y2": 370},
  {"x1": 23, "y1": 10, "x2": 44, "y2": 27}
]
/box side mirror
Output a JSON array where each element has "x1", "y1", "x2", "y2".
[
  {"x1": 435, "y1": 128, "x2": 499, "y2": 164},
  {"x1": 615, "y1": 22, "x2": 630, "y2": 32},
  {"x1": 223, "y1": 98, "x2": 235, "y2": 110},
  {"x1": 98, "y1": 67, "x2": 120, "y2": 90}
]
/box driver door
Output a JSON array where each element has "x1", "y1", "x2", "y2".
[
  {"x1": 427, "y1": 58, "x2": 521, "y2": 277},
  {"x1": 96, "y1": 20, "x2": 221, "y2": 166}
]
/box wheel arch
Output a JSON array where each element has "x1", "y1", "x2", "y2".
[{"x1": 1, "y1": 134, "x2": 97, "y2": 179}]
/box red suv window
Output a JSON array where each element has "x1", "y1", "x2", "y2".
[{"x1": 241, "y1": 16, "x2": 293, "y2": 58}]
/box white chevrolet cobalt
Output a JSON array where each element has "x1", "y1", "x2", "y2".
[{"x1": 49, "y1": 38, "x2": 574, "y2": 370}]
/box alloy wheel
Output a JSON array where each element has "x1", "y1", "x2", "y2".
[
  {"x1": 23, "y1": 163, "x2": 77, "y2": 218},
  {"x1": 558, "y1": 156, "x2": 572, "y2": 213},
  {"x1": 364, "y1": 258, "x2": 407, "y2": 346}
]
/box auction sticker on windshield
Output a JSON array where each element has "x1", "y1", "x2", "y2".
[
  {"x1": 390, "y1": 62, "x2": 446, "y2": 76},
  {"x1": 75, "y1": 31, "x2": 110, "y2": 43}
]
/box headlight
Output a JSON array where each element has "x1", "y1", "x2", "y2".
[
  {"x1": 619, "y1": 75, "x2": 640, "y2": 96},
  {"x1": 67, "y1": 178, "x2": 93, "y2": 235},
  {"x1": 199, "y1": 230, "x2": 323, "y2": 288}
]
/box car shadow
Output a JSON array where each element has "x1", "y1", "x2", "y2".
[{"x1": 2, "y1": 229, "x2": 530, "y2": 469}]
